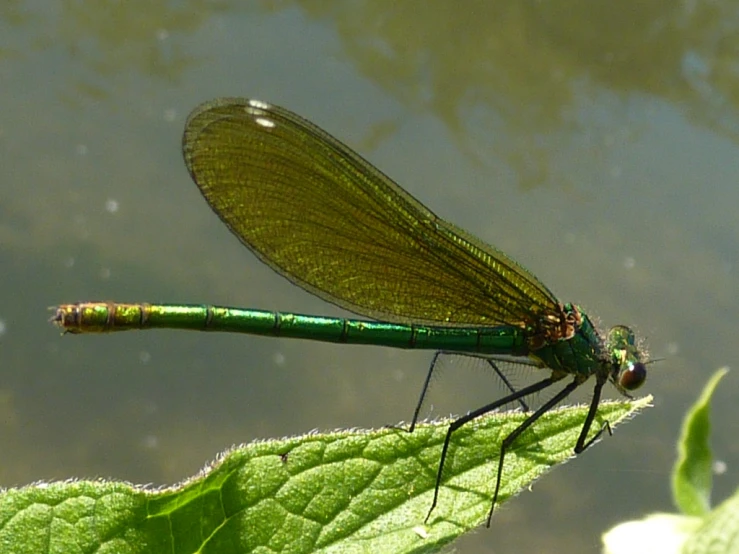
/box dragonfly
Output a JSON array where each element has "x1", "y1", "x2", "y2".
[{"x1": 53, "y1": 97, "x2": 648, "y2": 526}]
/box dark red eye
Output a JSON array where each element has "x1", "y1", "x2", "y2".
[{"x1": 619, "y1": 362, "x2": 647, "y2": 391}]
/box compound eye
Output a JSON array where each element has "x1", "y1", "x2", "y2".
[{"x1": 619, "y1": 362, "x2": 647, "y2": 391}]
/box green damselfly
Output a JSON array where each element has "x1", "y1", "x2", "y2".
[{"x1": 53, "y1": 97, "x2": 648, "y2": 525}]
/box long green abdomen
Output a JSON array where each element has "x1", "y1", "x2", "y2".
[{"x1": 54, "y1": 302, "x2": 530, "y2": 355}]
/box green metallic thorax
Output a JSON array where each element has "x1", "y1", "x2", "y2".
[{"x1": 528, "y1": 304, "x2": 606, "y2": 379}]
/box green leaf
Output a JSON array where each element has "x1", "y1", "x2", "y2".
[
  {"x1": 682, "y1": 487, "x2": 739, "y2": 554},
  {"x1": 0, "y1": 398, "x2": 650, "y2": 554},
  {"x1": 602, "y1": 513, "x2": 703, "y2": 554},
  {"x1": 672, "y1": 367, "x2": 729, "y2": 516},
  {"x1": 604, "y1": 369, "x2": 738, "y2": 554}
]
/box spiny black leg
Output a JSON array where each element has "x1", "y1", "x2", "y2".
[
  {"x1": 574, "y1": 377, "x2": 611, "y2": 453},
  {"x1": 402, "y1": 351, "x2": 445, "y2": 433},
  {"x1": 487, "y1": 359, "x2": 529, "y2": 411},
  {"x1": 425, "y1": 375, "x2": 561, "y2": 524},
  {"x1": 486, "y1": 377, "x2": 581, "y2": 526},
  {"x1": 403, "y1": 353, "x2": 529, "y2": 434}
]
